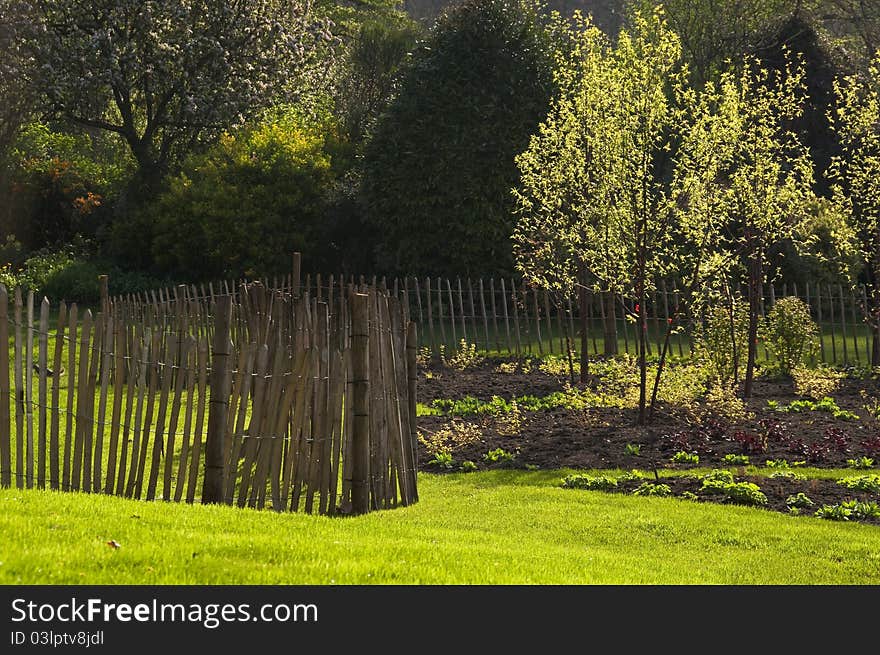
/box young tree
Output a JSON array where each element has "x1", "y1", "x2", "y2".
[
  {"x1": 717, "y1": 57, "x2": 814, "y2": 396},
  {"x1": 514, "y1": 9, "x2": 690, "y2": 425},
  {"x1": 24, "y1": 0, "x2": 333, "y2": 183},
  {"x1": 828, "y1": 51, "x2": 880, "y2": 365}
]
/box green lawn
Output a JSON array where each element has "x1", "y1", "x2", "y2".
[{"x1": 2, "y1": 470, "x2": 880, "y2": 585}]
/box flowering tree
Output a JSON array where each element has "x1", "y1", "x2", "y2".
[{"x1": 25, "y1": 0, "x2": 333, "y2": 181}]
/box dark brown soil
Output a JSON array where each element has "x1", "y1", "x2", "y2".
[{"x1": 416, "y1": 357, "x2": 880, "y2": 525}]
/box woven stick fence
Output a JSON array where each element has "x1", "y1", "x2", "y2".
[
  {"x1": 0, "y1": 278, "x2": 418, "y2": 515},
  {"x1": 119, "y1": 271, "x2": 877, "y2": 366}
]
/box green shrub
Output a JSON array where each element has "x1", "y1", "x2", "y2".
[
  {"x1": 846, "y1": 457, "x2": 875, "y2": 470},
  {"x1": 671, "y1": 451, "x2": 699, "y2": 465},
  {"x1": 760, "y1": 296, "x2": 819, "y2": 374},
  {"x1": 483, "y1": 448, "x2": 517, "y2": 464},
  {"x1": 360, "y1": 0, "x2": 557, "y2": 276},
  {"x1": 146, "y1": 106, "x2": 341, "y2": 281},
  {"x1": 632, "y1": 482, "x2": 672, "y2": 497},
  {"x1": 695, "y1": 299, "x2": 749, "y2": 385},
  {"x1": 837, "y1": 475, "x2": 880, "y2": 493},
  {"x1": 815, "y1": 500, "x2": 880, "y2": 521},
  {"x1": 786, "y1": 492, "x2": 814, "y2": 509},
  {"x1": 561, "y1": 474, "x2": 618, "y2": 491},
  {"x1": 699, "y1": 469, "x2": 767, "y2": 506},
  {"x1": 722, "y1": 454, "x2": 750, "y2": 465}
]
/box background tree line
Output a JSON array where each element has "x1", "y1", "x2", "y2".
[{"x1": 0, "y1": 0, "x2": 879, "y2": 303}]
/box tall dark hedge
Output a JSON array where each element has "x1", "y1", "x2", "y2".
[{"x1": 360, "y1": 0, "x2": 556, "y2": 277}]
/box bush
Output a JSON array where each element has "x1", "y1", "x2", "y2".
[
  {"x1": 145, "y1": 106, "x2": 342, "y2": 281},
  {"x1": 761, "y1": 296, "x2": 819, "y2": 374},
  {"x1": 695, "y1": 299, "x2": 749, "y2": 385},
  {"x1": 792, "y1": 365, "x2": 844, "y2": 399},
  {"x1": 360, "y1": 0, "x2": 557, "y2": 277}
]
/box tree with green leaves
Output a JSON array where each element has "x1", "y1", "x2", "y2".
[
  {"x1": 716, "y1": 56, "x2": 815, "y2": 396},
  {"x1": 828, "y1": 50, "x2": 880, "y2": 365},
  {"x1": 513, "y1": 9, "x2": 692, "y2": 425},
  {"x1": 360, "y1": 0, "x2": 557, "y2": 277},
  {"x1": 24, "y1": 0, "x2": 333, "y2": 184}
]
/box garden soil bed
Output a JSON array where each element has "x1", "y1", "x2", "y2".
[{"x1": 416, "y1": 357, "x2": 880, "y2": 524}]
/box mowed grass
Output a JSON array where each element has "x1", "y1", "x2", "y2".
[{"x1": 2, "y1": 470, "x2": 880, "y2": 585}]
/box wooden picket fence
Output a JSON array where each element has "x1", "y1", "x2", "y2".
[
  {"x1": 0, "y1": 277, "x2": 418, "y2": 515},
  {"x1": 122, "y1": 266, "x2": 878, "y2": 366}
]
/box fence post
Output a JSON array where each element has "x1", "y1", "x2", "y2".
[
  {"x1": 350, "y1": 293, "x2": 371, "y2": 515},
  {"x1": 99, "y1": 275, "x2": 109, "y2": 316},
  {"x1": 406, "y1": 321, "x2": 419, "y2": 502},
  {"x1": 203, "y1": 295, "x2": 232, "y2": 504},
  {"x1": 0, "y1": 285, "x2": 9, "y2": 488},
  {"x1": 292, "y1": 252, "x2": 302, "y2": 300}
]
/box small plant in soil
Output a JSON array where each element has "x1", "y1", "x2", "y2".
[
  {"x1": 495, "y1": 400, "x2": 523, "y2": 436},
  {"x1": 699, "y1": 469, "x2": 767, "y2": 506},
  {"x1": 837, "y1": 475, "x2": 880, "y2": 494},
  {"x1": 671, "y1": 451, "x2": 699, "y2": 465},
  {"x1": 815, "y1": 500, "x2": 880, "y2": 521},
  {"x1": 625, "y1": 443, "x2": 642, "y2": 456},
  {"x1": 617, "y1": 470, "x2": 645, "y2": 483},
  {"x1": 732, "y1": 431, "x2": 766, "y2": 454},
  {"x1": 680, "y1": 491, "x2": 699, "y2": 501},
  {"x1": 769, "y1": 470, "x2": 804, "y2": 480},
  {"x1": 722, "y1": 454, "x2": 749, "y2": 465},
  {"x1": 846, "y1": 457, "x2": 875, "y2": 470},
  {"x1": 561, "y1": 474, "x2": 618, "y2": 491},
  {"x1": 430, "y1": 452, "x2": 456, "y2": 469},
  {"x1": 460, "y1": 460, "x2": 478, "y2": 472},
  {"x1": 765, "y1": 459, "x2": 790, "y2": 468},
  {"x1": 632, "y1": 482, "x2": 672, "y2": 497},
  {"x1": 440, "y1": 340, "x2": 484, "y2": 371},
  {"x1": 786, "y1": 492, "x2": 815, "y2": 509},
  {"x1": 791, "y1": 365, "x2": 844, "y2": 400},
  {"x1": 483, "y1": 448, "x2": 517, "y2": 464}
]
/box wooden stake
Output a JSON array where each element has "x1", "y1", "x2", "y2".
[{"x1": 203, "y1": 295, "x2": 233, "y2": 504}]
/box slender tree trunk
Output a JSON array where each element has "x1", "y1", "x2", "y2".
[
  {"x1": 744, "y1": 230, "x2": 761, "y2": 398},
  {"x1": 637, "y1": 281, "x2": 647, "y2": 426},
  {"x1": 578, "y1": 263, "x2": 589, "y2": 383},
  {"x1": 604, "y1": 293, "x2": 618, "y2": 355},
  {"x1": 724, "y1": 280, "x2": 739, "y2": 386}
]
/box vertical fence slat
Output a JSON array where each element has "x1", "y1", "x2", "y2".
[
  {"x1": 0, "y1": 285, "x2": 9, "y2": 487},
  {"x1": 92, "y1": 314, "x2": 113, "y2": 493},
  {"x1": 25, "y1": 291, "x2": 34, "y2": 488},
  {"x1": 204, "y1": 295, "x2": 233, "y2": 505},
  {"x1": 49, "y1": 302, "x2": 66, "y2": 491},
  {"x1": 37, "y1": 297, "x2": 49, "y2": 488},
  {"x1": 349, "y1": 293, "x2": 370, "y2": 516},
  {"x1": 63, "y1": 304, "x2": 78, "y2": 491},
  {"x1": 71, "y1": 310, "x2": 93, "y2": 492}
]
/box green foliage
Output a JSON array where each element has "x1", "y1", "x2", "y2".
[
  {"x1": 828, "y1": 51, "x2": 880, "y2": 330},
  {"x1": 625, "y1": 443, "x2": 642, "y2": 456},
  {"x1": 440, "y1": 340, "x2": 484, "y2": 371},
  {"x1": 361, "y1": 0, "x2": 557, "y2": 276},
  {"x1": 765, "y1": 459, "x2": 790, "y2": 468},
  {"x1": 142, "y1": 108, "x2": 341, "y2": 281},
  {"x1": 722, "y1": 454, "x2": 750, "y2": 465},
  {"x1": 815, "y1": 500, "x2": 880, "y2": 521},
  {"x1": 700, "y1": 472, "x2": 768, "y2": 506},
  {"x1": 837, "y1": 475, "x2": 880, "y2": 493},
  {"x1": 26, "y1": 0, "x2": 330, "y2": 179},
  {"x1": 429, "y1": 451, "x2": 456, "y2": 470},
  {"x1": 769, "y1": 470, "x2": 804, "y2": 480},
  {"x1": 761, "y1": 297, "x2": 820, "y2": 373},
  {"x1": 791, "y1": 365, "x2": 845, "y2": 400},
  {"x1": 786, "y1": 492, "x2": 815, "y2": 509},
  {"x1": 561, "y1": 474, "x2": 618, "y2": 491},
  {"x1": 695, "y1": 300, "x2": 749, "y2": 385},
  {"x1": 460, "y1": 460, "x2": 478, "y2": 472},
  {"x1": 771, "y1": 396, "x2": 859, "y2": 421},
  {"x1": 632, "y1": 482, "x2": 672, "y2": 497},
  {"x1": 671, "y1": 451, "x2": 700, "y2": 465},
  {"x1": 846, "y1": 457, "x2": 875, "y2": 470},
  {"x1": 483, "y1": 448, "x2": 517, "y2": 464}
]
